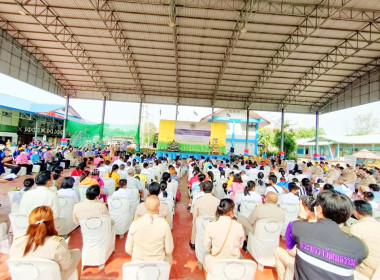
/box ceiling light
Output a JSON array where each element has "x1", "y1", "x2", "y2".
[
  {"x1": 240, "y1": 26, "x2": 247, "y2": 33},
  {"x1": 168, "y1": 21, "x2": 176, "y2": 28},
  {"x1": 18, "y1": 10, "x2": 26, "y2": 16}
]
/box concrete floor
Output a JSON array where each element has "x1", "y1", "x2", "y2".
[{"x1": 0, "y1": 168, "x2": 278, "y2": 280}]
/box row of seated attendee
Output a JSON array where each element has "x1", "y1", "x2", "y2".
[{"x1": 4, "y1": 151, "x2": 380, "y2": 280}]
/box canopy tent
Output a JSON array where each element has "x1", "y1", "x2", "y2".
[
  {"x1": 0, "y1": 0, "x2": 379, "y2": 115},
  {"x1": 353, "y1": 149, "x2": 380, "y2": 160}
]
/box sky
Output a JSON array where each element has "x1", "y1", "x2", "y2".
[{"x1": 0, "y1": 73, "x2": 379, "y2": 136}]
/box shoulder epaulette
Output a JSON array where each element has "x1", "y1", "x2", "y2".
[
  {"x1": 340, "y1": 227, "x2": 351, "y2": 235},
  {"x1": 134, "y1": 216, "x2": 140, "y2": 221},
  {"x1": 53, "y1": 236, "x2": 64, "y2": 242}
]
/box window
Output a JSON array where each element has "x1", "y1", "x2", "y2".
[{"x1": 1, "y1": 111, "x2": 12, "y2": 118}]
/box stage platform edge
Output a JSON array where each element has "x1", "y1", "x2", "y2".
[{"x1": 156, "y1": 151, "x2": 230, "y2": 160}]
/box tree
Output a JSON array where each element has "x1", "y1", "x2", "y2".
[
  {"x1": 258, "y1": 128, "x2": 276, "y2": 153},
  {"x1": 350, "y1": 113, "x2": 379, "y2": 135},
  {"x1": 293, "y1": 127, "x2": 325, "y2": 139},
  {"x1": 142, "y1": 122, "x2": 157, "y2": 147},
  {"x1": 274, "y1": 131, "x2": 297, "y2": 157}
]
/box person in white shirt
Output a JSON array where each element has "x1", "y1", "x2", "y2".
[
  {"x1": 117, "y1": 164, "x2": 128, "y2": 180},
  {"x1": 265, "y1": 174, "x2": 285, "y2": 195},
  {"x1": 113, "y1": 156, "x2": 125, "y2": 168},
  {"x1": 19, "y1": 171, "x2": 65, "y2": 232},
  {"x1": 127, "y1": 168, "x2": 144, "y2": 199},
  {"x1": 240, "y1": 170, "x2": 250, "y2": 182},
  {"x1": 57, "y1": 176, "x2": 79, "y2": 202},
  {"x1": 236, "y1": 180, "x2": 262, "y2": 205},
  {"x1": 278, "y1": 183, "x2": 300, "y2": 205},
  {"x1": 112, "y1": 179, "x2": 133, "y2": 199}
]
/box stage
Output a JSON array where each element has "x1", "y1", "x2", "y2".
[{"x1": 155, "y1": 151, "x2": 230, "y2": 160}]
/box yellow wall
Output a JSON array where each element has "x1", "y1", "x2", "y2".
[
  {"x1": 210, "y1": 122, "x2": 226, "y2": 146},
  {"x1": 158, "y1": 120, "x2": 176, "y2": 142}
]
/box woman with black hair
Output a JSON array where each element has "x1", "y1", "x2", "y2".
[
  {"x1": 50, "y1": 166, "x2": 64, "y2": 192},
  {"x1": 203, "y1": 198, "x2": 245, "y2": 273},
  {"x1": 235, "y1": 180, "x2": 262, "y2": 205},
  {"x1": 255, "y1": 172, "x2": 266, "y2": 194},
  {"x1": 158, "y1": 181, "x2": 173, "y2": 201},
  {"x1": 57, "y1": 177, "x2": 79, "y2": 202}
]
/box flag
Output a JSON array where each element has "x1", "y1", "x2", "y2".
[{"x1": 159, "y1": 109, "x2": 161, "y2": 115}]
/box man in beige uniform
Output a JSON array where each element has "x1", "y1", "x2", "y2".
[
  {"x1": 10, "y1": 234, "x2": 81, "y2": 280},
  {"x1": 238, "y1": 191, "x2": 285, "y2": 235},
  {"x1": 134, "y1": 182, "x2": 172, "y2": 226},
  {"x1": 350, "y1": 200, "x2": 380, "y2": 279},
  {"x1": 73, "y1": 185, "x2": 110, "y2": 224},
  {"x1": 126, "y1": 195, "x2": 174, "y2": 263},
  {"x1": 190, "y1": 181, "x2": 220, "y2": 248}
]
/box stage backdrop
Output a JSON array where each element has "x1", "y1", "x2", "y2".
[{"x1": 158, "y1": 120, "x2": 226, "y2": 154}]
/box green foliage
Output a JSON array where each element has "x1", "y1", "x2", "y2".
[
  {"x1": 293, "y1": 127, "x2": 325, "y2": 139},
  {"x1": 350, "y1": 113, "x2": 378, "y2": 135},
  {"x1": 258, "y1": 128, "x2": 276, "y2": 153},
  {"x1": 274, "y1": 131, "x2": 297, "y2": 157},
  {"x1": 142, "y1": 122, "x2": 158, "y2": 147}
]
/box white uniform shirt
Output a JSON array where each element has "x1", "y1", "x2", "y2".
[
  {"x1": 112, "y1": 188, "x2": 133, "y2": 199},
  {"x1": 265, "y1": 184, "x2": 284, "y2": 195},
  {"x1": 19, "y1": 186, "x2": 61, "y2": 219},
  {"x1": 127, "y1": 175, "x2": 143, "y2": 190},
  {"x1": 236, "y1": 191, "x2": 262, "y2": 205},
  {"x1": 57, "y1": 188, "x2": 79, "y2": 202},
  {"x1": 278, "y1": 192, "x2": 299, "y2": 205}
]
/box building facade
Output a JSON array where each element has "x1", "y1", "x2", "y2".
[{"x1": 200, "y1": 109, "x2": 269, "y2": 155}]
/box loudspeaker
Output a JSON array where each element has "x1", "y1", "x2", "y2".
[
  {"x1": 230, "y1": 147, "x2": 235, "y2": 153},
  {"x1": 153, "y1": 142, "x2": 157, "y2": 148}
]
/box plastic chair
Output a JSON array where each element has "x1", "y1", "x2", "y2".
[
  {"x1": 206, "y1": 259, "x2": 257, "y2": 280},
  {"x1": 280, "y1": 203, "x2": 299, "y2": 237},
  {"x1": 195, "y1": 216, "x2": 215, "y2": 267},
  {"x1": 7, "y1": 258, "x2": 62, "y2": 280},
  {"x1": 122, "y1": 261, "x2": 170, "y2": 280},
  {"x1": 57, "y1": 196, "x2": 78, "y2": 236},
  {"x1": 238, "y1": 201, "x2": 260, "y2": 219},
  {"x1": 9, "y1": 213, "x2": 28, "y2": 238},
  {"x1": 103, "y1": 178, "x2": 116, "y2": 196},
  {"x1": 247, "y1": 219, "x2": 282, "y2": 270},
  {"x1": 354, "y1": 264, "x2": 380, "y2": 280},
  {"x1": 214, "y1": 179, "x2": 226, "y2": 200},
  {"x1": 78, "y1": 186, "x2": 90, "y2": 201},
  {"x1": 32, "y1": 164, "x2": 40, "y2": 173},
  {"x1": 79, "y1": 215, "x2": 115, "y2": 270},
  {"x1": 166, "y1": 181, "x2": 179, "y2": 199},
  {"x1": 7, "y1": 258, "x2": 78, "y2": 280},
  {"x1": 8, "y1": 191, "x2": 23, "y2": 213},
  {"x1": 108, "y1": 196, "x2": 133, "y2": 238},
  {"x1": 17, "y1": 167, "x2": 27, "y2": 176},
  {"x1": 0, "y1": 222, "x2": 8, "y2": 241}
]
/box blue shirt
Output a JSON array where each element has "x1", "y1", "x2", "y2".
[{"x1": 30, "y1": 154, "x2": 40, "y2": 164}]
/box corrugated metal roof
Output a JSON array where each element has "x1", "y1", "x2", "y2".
[{"x1": 0, "y1": 0, "x2": 379, "y2": 114}]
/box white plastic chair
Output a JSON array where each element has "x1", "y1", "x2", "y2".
[
  {"x1": 17, "y1": 167, "x2": 27, "y2": 176},
  {"x1": 159, "y1": 199, "x2": 174, "y2": 229},
  {"x1": 238, "y1": 201, "x2": 260, "y2": 219},
  {"x1": 122, "y1": 261, "x2": 170, "y2": 280},
  {"x1": 78, "y1": 185, "x2": 90, "y2": 201},
  {"x1": 247, "y1": 219, "x2": 282, "y2": 270},
  {"x1": 57, "y1": 196, "x2": 78, "y2": 236},
  {"x1": 166, "y1": 181, "x2": 179, "y2": 199},
  {"x1": 72, "y1": 176, "x2": 80, "y2": 186},
  {"x1": 0, "y1": 222, "x2": 8, "y2": 241},
  {"x1": 129, "y1": 188, "x2": 141, "y2": 216},
  {"x1": 8, "y1": 191, "x2": 23, "y2": 213},
  {"x1": 79, "y1": 215, "x2": 115, "y2": 270},
  {"x1": 280, "y1": 203, "x2": 299, "y2": 237},
  {"x1": 195, "y1": 215, "x2": 215, "y2": 266},
  {"x1": 9, "y1": 213, "x2": 28, "y2": 238},
  {"x1": 103, "y1": 178, "x2": 116, "y2": 196},
  {"x1": 7, "y1": 258, "x2": 78, "y2": 280},
  {"x1": 206, "y1": 259, "x2": 257, "y2": 280},
  {"x1": 32, "y1": 164, "x2": 41, "y2": 173},
  {"x1": 214, "y1": 179, "x2": 226, "y2": 200},
  {"x1": 108, "y1": 196, "x2": 133, "y2": 238}
]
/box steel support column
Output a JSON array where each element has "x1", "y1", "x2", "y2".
[
  {"x1": 62, "y1": 95, "x2": 69, "y2": 138},
  {"x1": 245, "y1": 107, "x2": 250, "y2": 150},
  {"x1": 100, "y1": 98, "x2": 106, "y2": 143},
  {"x1": 34, "y1": 119, "x2": 38, "y2": 141},
  {"x1": 211, "y1": 106, "x2": 215, "y2": 123},
  {"x1": 315, "y1": 111, "x2": 320, "y2": 155},
  {"x1": 175, "y1": 103, "x2": 178, "y2": 121},
  {"x1": 137, "y1": 101, "x2": 143, "y2": 151},
  {"x1": 280, "y1": 109, "x2": 285, "y2": 153}
]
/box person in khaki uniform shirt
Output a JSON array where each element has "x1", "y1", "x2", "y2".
[
  {"x1": 73, "y1": 185, "x2": 109, "y2": 224},
  {"x1": 126, "y1": 195, "x2": 174, "y2": 263},
  {"x1": 10, "y1": 206, "x2": 81, "y2": 280},
  {"x1": 350, "y1": 200, "x2": 380, "y2": 279},
  {"x1": 190, "y1": 181, "x2": 220, "y2": 247},
  {"x1": 203, "y1": 198, "x2": 245, "y2": 273},
  {"x1": 134, "y1": 182, "x2": 172, "y2": 226},
  {"x1": 238, "y1": 191, "x2": 285, "y2": 235}
]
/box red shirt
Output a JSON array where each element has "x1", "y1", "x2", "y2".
[{"x1": 71, "y1": 169, "x2": 83, "y2": 176}]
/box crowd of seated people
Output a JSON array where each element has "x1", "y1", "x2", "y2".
[{"x1": 1, "y1": 143, "x2": 380, "y2": 279}]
